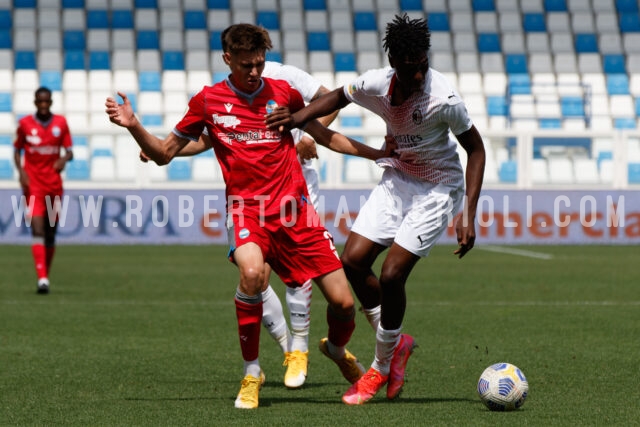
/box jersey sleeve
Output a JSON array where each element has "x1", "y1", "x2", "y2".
[
  {"x1": 277, "y1": 64, "x2": 321, "y2": 102},
  {"x1": 288, "y1": 86, "x2": 306, "y2": 113},
  {"x1": 173, "y1": 89, "x2": 206, "y2": 141},
  {"x1": 13, "y1": 122, "x2": 26, "y2": 150},
  {"x1": 440, "y1": 95, "x2": 473, "y2": 136}
]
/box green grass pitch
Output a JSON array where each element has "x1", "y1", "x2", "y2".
[{"x1": 1, "y1": 244, "x2": 638, "y2": 426}]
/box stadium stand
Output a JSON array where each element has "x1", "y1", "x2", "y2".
[{"x1": 0, "y1": 0, "x2": 639, "y2": 188}]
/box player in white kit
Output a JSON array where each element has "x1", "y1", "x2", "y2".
[{"x1": 266, "y1": 14, "x2": 486, "y2": 404}]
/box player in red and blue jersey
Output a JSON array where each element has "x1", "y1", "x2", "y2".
[{"x1": 14, "y1": 87, "x2": 73, "y2": 294}]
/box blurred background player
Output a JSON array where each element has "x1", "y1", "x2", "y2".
[
  {"x1": 106, "y1": 23, "x2": 397, "y2": 409},
  {"x1": 139, "y1": 59, "x2": 339, "y2": 389},
  {"x1": 266, "y1": 14, "x2": 486, "y2": 405},
  {"x1": 13, "y1": 87, "x2": 73, "y2": 294}
]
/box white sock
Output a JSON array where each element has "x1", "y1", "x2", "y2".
[
  {"x1": 286, "y1": 280, "x2": 312, "y2": 352},
  {"x1": 371, "y1": 324, "x2": 401, "y2": 376},
  {"x1": 261, "y1": 284, "x2": 291, "y2": 353},
  {"x1": 363, "y1": 305, "x2": 381, "y2": 332},
  {"x1": 244, "y1": 358, "x2": 261, "y2": 378}
]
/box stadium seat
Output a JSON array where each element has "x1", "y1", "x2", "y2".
[
  {"x1": 505, "y1": 54, "x2": 528, "y2": 74},
  {"x1": 162, "y1": 51, "x2": 185, "y2": 70},
  {"x1": 168, "y1": 159, "x2": 192, "y2": 180},
  {"x1": 256, "y1": 11, "x2": 279, "y2": 30},
  {"x1": 574, "y1": 34, "x2": 598, "y2": 53},
  {"x1": 334, "y1": 52, "x2": 356, "y2": 72},
  {"x1": 0, "y1": 92, "x2": 11, "y2": 112},
  {"x1": 353, "y1": 11, "x2": 377, "y2": 31},
  {"x1": 40, "y1": 71, "x2": 62, "y2": 91},
  {"x1": 65, "y1": 159, "x2": 90, "y2": 180},
  {"x1": 607, "y1": 74, "x2": 630, "y2": 94},
  {"x1": 428, "y1": 12, "x2": 450, "y2": 31},
  {"x1": 603, "y1": 54, "x2": 626, "y2": 74},
  {"x1": 135, "y1": 9, "x2": 158, "y2": 30},
  {"x1": 545, "y1": 0, "x2": 567, "y2": 11},
  {"x1": 89, "y1": 51, "x2": 110, "y2": 70},
  {"x1": 523, "y1": 13, "x2": 546, "y2": 32},
  {"x1": 619, "y1": 13, "x2": 640, "y2": 32},
  {"x1": 477, "y1": 33, "x2": 500, "y2": 52},
  {"x1": 307, "y1": 32, "x2": 330, "y2": 51},
  {"x1": 548, "y1": 157, "x2": 574, "y2": 184},
  {"x1": 137, "y1": 30, "x2": 159, "y2": 49},
  {"x1": 628, "y1": 163, "x2": 640, "y2": 183},
  {"x1": 112, "y1": 10, "x2": 134, "y2": 28},
  {"x1": 498, "y1": 160, "x2": 517, "y2": 183}
]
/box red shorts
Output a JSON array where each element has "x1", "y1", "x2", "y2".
[
  {"x1": 24, "y1": 189, "x2": 63, "y2": 220},
  {"x1": 227, "y1": 200, "x2": 343, "y2": 287}
]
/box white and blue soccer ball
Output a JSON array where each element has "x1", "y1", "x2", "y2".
[{"x1": 477, "y1": 362, "x2": 528, "y2": 411}]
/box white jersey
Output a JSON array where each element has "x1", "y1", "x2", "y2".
[{"x1": 343, "y1": 67, "x2": 471, "y2": 185}]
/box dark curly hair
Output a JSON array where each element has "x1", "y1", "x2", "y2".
[
  {"x1": 383, "y1": 14, "x2": 431, "y2": 60},
  {"x1": 221, "y1": 23, "x2": 272, "y2": 54}
]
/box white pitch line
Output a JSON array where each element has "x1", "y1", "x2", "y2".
[{"x1": 478, "y1": 245, "x2": 554, "y2": 260}]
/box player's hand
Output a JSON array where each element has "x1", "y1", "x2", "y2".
[
  {"x1": 382, "y1": 135, "x2": 398, "y2": 158},
  {"x1": 139, "y1": 150, "x2": 150, "y2": 163},
  {"x1": 454, "y1": 215, "x2": 476, "y2": 259},
  {"x1": 105, "y1": 91, "x2": 138, "y2": 128},
  {"x1": 265, "y1": 106, "x2": 296, "y2": 133},
  {"x1": 296, "y1": 136, "x2": 318, "y2": 160},
  {"x1": 52, "y1": 158, "x2": 67, "y2": 172},
  {"x1": 18, "y1": 171, "x2": 29, "y2": 189}
]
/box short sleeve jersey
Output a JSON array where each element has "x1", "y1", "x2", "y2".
[
  {"x1": 343, "y1": 67, "x2": 472, "y2": 185},
  {"x1": 174, "y1": 77, "x2": 307, "y2": 216},
  {"x1": 14, "y1": 114, "x2": 72, "y2": 193}
]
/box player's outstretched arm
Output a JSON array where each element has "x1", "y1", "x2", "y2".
[
  {"x1": 139, "y1": 133, "x2": 212, "y2": 164},
  {"x1": 453, "y1": 125, "x2": 486, "y2": 259},
  {"x1": 305, "y1": 120, "x2": 395, "y2": 161},
  {"x1": 106, "y1": 91, "x2": 189, "y2": 165}
]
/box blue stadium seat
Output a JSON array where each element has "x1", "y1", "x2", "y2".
[
  {"x1": 139, "y1": 71, "x2": 161, "y2": 91},
  {"x1": 168, "y1": 159, "x2": 192, "y2": 180},
  {"x1": 0, "y1": 10, "x2": 11, "y2": 29},
  {"x1": 89, "y1": 51, "x2": 110, "y2": 70},
  {"x1": 63, "y1": 30, "x2": 86, "y2": 50},
  {"x1": 266, "y1": 52, "x2": 282, "y2": 62},
  {"x1": 603, "y1": 54, "x2": 626, "y2": 74},
  {"x1": 619, "y1": 13, "x2": 640, "y2": 32},
  {"x1": 575, "y1": 34, "x2": 598, "y2": 52},
  {"x1": 498, "y1": 160, "x2": 517, "y2": 183},
  {"x1": 40, "y1": 71, "x2": 62, "y2": 91},
  {"x1": 256, "y1": 11, "x2": 279, "y2": 30},
  {"x1": 118, "y1": 92, "x2": 137, "y2": 112},
  {"x1": 65, "y1": 159, "x2": 90, "y2": 180},
  {"x1": 539, "y1": 118, "x2": 562, "y2": 128},
  {"x1": 340, "y1": 116, "x2": 363, "y2": 127},
  {"x1": 0, "y1": 92, "x2": 11, "y2": 112},
  {"x1": 141, "y1": 114, "x2": 163, "y2": 126},
  {"x1": 334, "y1": 52, "x2": 356, "y2": 71},
  {"x1": 628, "y1": 163, "x2": 640, "y2": 183},
  {"x1": 428, "y1": 13, "x2": 449, "y2": 31},
  {"x1": 544, "y1": 0, "x2": 567, "y2": 11},
  {"x1": 15, "y1": 51, "x2": 36, "y2": 69},
  {"x1": 354, "y1": 12, "x2": 377, "y2": 31},
  {"x1": 477, "y1": 33, "x2": 500, "y2": 52},
  {"x1": 209, "y1": 31, "x2": 223, "y2": 50},
  {"x1": 0, "y1": 135, "x2": 12, "y2": 145},
  {"x1": 487, "y1": 96, "x2": 508, "y2": 116},
  {"x1": 14, "y1": 0, "x2": 36, "y2": 6},
  {"x1": 87, "y1": 10, "x2": 109, "y2": 29},
  {"x1": 162, "y1": 51, "x2": 185, "y2": 70},
  {"x1": 472, "y1": 0, "x2": 495, "y2": 11},
  {"x1": 304, "y1": 0, "x2": 326, "y2": 10},
  {"x1": 614, "y1": 118, "x2": 636, "y2": 129},
  {"x1": 400, "y1": 0, "x2": 423, "y2": 11},
  {"x1": 607, "y1": 74, "x2": 630, "y2": 94},
  {"x1": 135, "y1": 0, "x2": 157, "y2": 7},
  {"x1": 207, "y1": 0, "x2": 229, "y2": 8},
  {"x1": 64, "y1": 50, "x2": 86, "y2": 70},
  {"x1": 112, "y1": 10, "x2": 134, "y2": 29},
  {"x1": 508, "y1": 74, "x2": 531, "y2": 94},
  {"x1": 137, "y1": 30, "x2": 159, "y2": 49},
  {"x1": 636, "y1": 98, "x2": 640, "y2": 116},
  {"x1": 0, "y1": 159, "x2": 13, "y2": 179},
  {"x1": 522, "y1": 13, "x2": 546, "y2": 32},
  {"x1": 307, "y1": 32, "x2": 330, "y2": 51},
  {"x1": 561, "y1": 97, "x2": 585, "y2": 117},
  {"x1": 62, "y1": 0, "x2": 84, "y2": 7},
  {"x1": 213, "y1": 71, "x2": 227, "y2": 83},
  {"x1": 0, "y1": 30, "x2": 11, "y2": 48},
  {"x1": 616, "y1": 0, "x2": 639, "y2": 13},
  {"x1": 597, "y1": 151, "x2": 612, "y2": 168},
  {"x1": 184, "y1": 11, "x2": 207, "y2": 30},
  {"x1": 92, "y1": 148, "x2": 113, "y2": 157},
  {"x1": 505, "y1": 54, "x2": 528, "y2": 74},
  {"x1": 73, "y1": 135, "x2": 89, "y2": 146}
]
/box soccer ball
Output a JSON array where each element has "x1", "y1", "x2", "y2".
[{"x1": 477, "y1": 362, "x2": 528, "y2": 411}]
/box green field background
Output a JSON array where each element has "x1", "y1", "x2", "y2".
[{"x1": 1, "y1": 244, "x2": 638, "y2": 426}]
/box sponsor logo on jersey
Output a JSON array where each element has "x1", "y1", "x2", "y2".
[
  {"x1": 26, "y1": 129, "x2": 42, "y2": 145},
  {"x1": 52, "y1": 126, "x2": 61, "y2": 137},
  {"x1": 212, "y1": 114, "x2": 241, "y2": 129},
  {"x1": 27, "y1": 146, "x2": 60, "y2": 155},
  {"x1": 239, "y1": 228, "x2": 250, "y2": 239},
  {"x1": 217, "y1": 129, "x2": 281, "y2": 145}
]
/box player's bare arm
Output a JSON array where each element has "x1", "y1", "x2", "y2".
[
  {"x1": 305, "y1": 120, "x2": 396, "y2": 161},
  {"x1": 453, "y1": 125, "x2": 486, "y2": 259},
  {"x1": 140, "y1": 133, "x2": 212, "y2": 164},
  {"x1": 53, "y1": 149, "x2": 73, "y2": 172},
  {"x1": 106, "y1": 91, "x2": 190, "y2": 165},
  {"x1": 13, "y1": 149, "x2": 29, "y2": 189},
  {"x1": 266, "y1": 87, "x2": 349, "y2": 132}
]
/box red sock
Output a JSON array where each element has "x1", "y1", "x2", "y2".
[
  {"x1": 45, "y1": 246, "x2": 56, "y2": 271},
  {"x1": 31, "y1": 243, "x2": 47, "y2": 279},
  {"x1": 327, "y1": 306, "x2": 355, "y2": 347},
  {"x1": 235, "y1": 298, "x2": 262, "y2": 361}
]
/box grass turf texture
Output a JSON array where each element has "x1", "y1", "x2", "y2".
[{"x1": 1, "y1": 244, "x2": 638, "y2": 426}]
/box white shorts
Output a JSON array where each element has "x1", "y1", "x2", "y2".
[{"x1": 351, "y1": 168, "x2": 464, "y2": 257}]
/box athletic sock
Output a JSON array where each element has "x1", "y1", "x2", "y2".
[
  {"x1": 325, "y1": 305, "x2": 356, "y2": 358},
  {"x1": 371, "y1": 325, "x2": 402, "y2": 376},
  {"x1": 363, "y1": 305, "x2": 381, "y2": 332},
  {"x1": 31, "y1": 239, "x2": 47, "y2": 280},
  {"x1": 261, "y1": 284, "x2": 291, "y2": 353},
  {"x1": 286, "y1": 279, "x2": 312, "y2": 352},
  {"x1": 235, "y1": 290, "x2": 262, "y2": 364},
  {"x1": 45, "y1": 245, "x2": 55, "y2": 272}
]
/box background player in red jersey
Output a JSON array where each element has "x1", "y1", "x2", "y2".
[
  {"x1": 105, "y1": 23, "x2": 394, "y2": 409},
  {"x1": 14, "y1": 87, "x2": 73, "y2": 294}
]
